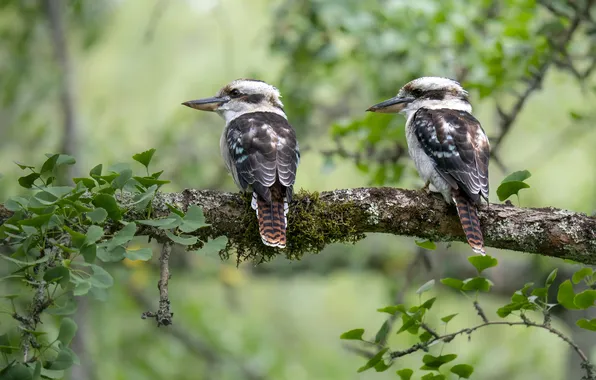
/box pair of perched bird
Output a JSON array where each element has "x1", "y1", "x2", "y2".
[{"x1": 183, "y1": 77, "x2": 490, "y2": 255}]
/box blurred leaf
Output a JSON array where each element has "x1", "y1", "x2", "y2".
[
  {"x1": 576, "y1": 318, "x2": 596, "y2": 331},
  {"x1": 557, "y1": 280, "x2": 579, "y2": 310},
  {"x1": 450, "y1": 364, "x2": 474, "y2": 378},
  {"x1": 133, "y1": 148, "x2": 156, "y2": 169},
  {"x1": 340, "y1": 328, "x2": 364, "y2": 340},
  {"x1": 57, "y1": 318, "x2": 77, "y2": 346},
  {"x1": 32, "y1": 361, "x2": 41, "y2": 380},
  {"x1": 43, "y1": 266, "x2": 70, "y2": 287},
  {"x1": 165, "y1": 230, "x2": 197, "y2": 246},
  {"x1": 416, "y1": 279, "x2": 435, "y2": 295},
  {"x1": 441, "y1": 314, "x2": 458, "y2": 323},
  {"x1": 40, "y1": 368, "x2": 64, "y2": 379},
  {"x1": 377, "y1": 305, "x2": 406, "y2": 315},
  {"x1": 87, "y1": 208, "x2": 107, "y2": 223},
  {"x1": 441, "y1": 278, "x2": 463, "y2": 291},
  {"x1": 111, "y1": 169, "x2": 132, "y2": 190},
  {"x1": 421, "y1": 374, "x2": 445, "y2": 380},
  {"x1": 166, "y1": 203, "x2": 185, "y2": 217},
  {"x1": 73, "y1": 281, "x2": 91, "y2": 296},
  {"x1": 374, "y1": 320, "x2": 391, "y2": 344},
  {"x1": 47, "y1": 298, "x2": 77, "y2": 316},
  {"x1": 357, "y1": 348, "x2": 388, "y2": 373},
  {"x1": 467, "y1": 255, "x2": 498, "y2": 273},
  {"x1": 0, "y1": 363, "x2": 32, "y2": 380},
  {"x1": 497, "y1": 170, "x2": 531, "y2": 202},
  {"x1": 89, "y1": 164, "x2": 102, "y2": 177},
  {"x1": 421, "y1": 297, "x2": 436, "y2": 310},
  {"x1": 48, "y1": 348, "x2": 74, "y2": 370},
  {"x1": 20, "y1": 213, "x2": 52, "y2": 228},
  {"x1": 545, "y1": 268, "x2": 558, "y2": 288},
  {"x1": 15, "y1": 161, "x2": 35, "y2": 170},
  {"x1": 18, "y1": 173, "x2": 40, "y2": 188},
  {"x1": 573, "y1": 290, "x2": 596, "y2": 309},
  {"x1": 81, "y1": 244, "x2": 97, "y2": 263},
  {"x1": 197, "y1": 236, "x2": 228, "y2": 256},
  {"x1": 419, "y1": 331, "x2": 432, "y2": 342},
  {"x1": 137, "y1": 217, "x2": 179, "y2": 228},
  {"x1": 420, "y1": 354, "x2": 457, "y2": 370},
  {"x1": 0, "y1": 334, "x2": 13, "y2": 354},
  {"x1": 415, "y1": 239, "x2": 436, "y2": 250},
  {"x1": 73, "y1": 177, "x2": 96, "y2": 189},
  {"x1": 374, "y1": 360, "x2": 392, "y2": 372},
  {"x1": 462, "y1": 277, "x2": 493, "y2": 292},
  {"x1": 85, "y1": 264, "x2": 113, "y2": 288},
  {"x1": 572, "y1": 267, "x2": 593, "y2": 284},
  {"x1": 125, "y1": 248, "x2": 152, "y2": 261},
  {"x1": 396, "y1": 369, "x2": 413, "y2": 380},
  {"x1": 179, "y1": 205, "x2": 209, "y2": 233},
  {"x1": 107, "y1": 223, "x2": 136, "y2": 250},
  {"x1": 85, "y1": 225, "x2": 103, "y2": 245},
  {"x1": 92, "y1": 194, "x2": 121, "y2": 221}
]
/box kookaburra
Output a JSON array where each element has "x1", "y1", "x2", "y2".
[
  {"x1": 367, "y1": 77, "x2": 490, "y2": 255},
  {"x1": 183, "y1": 79, "x2": 300, "y2": 248}
]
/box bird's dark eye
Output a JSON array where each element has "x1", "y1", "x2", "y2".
[{"x1": 229, "y1": 89, "x2": 241, "y2": 97}]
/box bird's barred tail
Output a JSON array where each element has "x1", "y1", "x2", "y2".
[
  {"x1": 452, "y1": 191, "x2": 485, "y2": 255},
  {"x1": 251, "y1": 189, "x2": 288, "y2": 248}
]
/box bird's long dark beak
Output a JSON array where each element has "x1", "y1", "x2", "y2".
[
  {"x1": 182, "y1": 96, "x2": 230, "y2": 112},
  {"x1": 366, "y1": 96, "x2": 414, "y2": 113}
]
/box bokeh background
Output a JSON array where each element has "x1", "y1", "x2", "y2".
[{"x1": 1, "y1": 0, "x2": 595, "y2": 379}]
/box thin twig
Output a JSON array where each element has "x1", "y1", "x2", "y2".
[
  {"x1": 141, "y1": 242, "x2": 173, "y2": 326},
  {"x1": 473, "y1": 301, "x2": 489, "y2": 323}
]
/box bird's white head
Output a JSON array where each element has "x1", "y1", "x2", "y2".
[
  {"x1": 367, "y1": 76, "x2": 471, "y2": 118},
  {"x1": 183, "y1": 79, "x2": 285, "y2": 123}
]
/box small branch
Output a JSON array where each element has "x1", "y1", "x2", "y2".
[
  {"x1": 389, "y1": 319, "x2": 593, "y2": 378},
  {"x1": 141, "y1": 242, "x2": 173, "y2": 326},
  {"x1": 420, "y1": 323, "x2": 440, "y2": 339},
  {"x1": 473, "y1": 301, "x2": 489, "y2": 323}
]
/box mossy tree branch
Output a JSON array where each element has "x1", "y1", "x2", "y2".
[{"x1": 1, "y1": 187, "x2": 595, "y2": 264}]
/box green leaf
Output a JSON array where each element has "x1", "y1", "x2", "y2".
[
  {"x1": 396, "y1": 368, "x2": 413, "y2": 380},
  {"x1": 420, "y1": 354, "x2": 457, "y2": 370},
  {"x1": 0, "y1": 334, "x2": 13, "y2": 354},
  {"x1": 4, "y1": 196, "x2": 29, "y2": 211},
  {"x1": 545, "y1": 268, "x2": 558, "y2": 288},
  {"x1": 46, "y1": 298, "x2": 78, "y2": 316},
  {"x1": 467, "y1": 255, "x2": 498, "y2": 273},
  {"x1": 497, "y1": 181, "x2": 530, "y2": 202},
  {"x1": 165, "y1": 230, "x2": 198, "y2": 246},
  {"x1": 81, "y1": 244, "x2": 97, "y2": 263},
  {"x1": 416, "y1": 279, "x2": 435, "y2": 295},
  {"x1": 419, "y1": 331, "x2": 432, "y2": 343},
  {"x1": 72, "y1": 177, "x2": 96, "y2": 189},
  {"x1": 73, "y1": 281, "x2": 91, "y2": 296},
  {"x1": 1, "y1": 363, "x2": 32, "y2": 380},
  {"x1": 19, "y1": 213, "x2": 53, "y2": 228},
  {"x1": 96, "y1": 245, "x2": 126, "y2": 263},
  {"x1": 357, "y1": 348, "x2": 388, "y2": 373},
  {"x1": 87, "y1": 208, "x2": 108, "y2": 223},
  {"x1": 179, "y1": 205, "x2": 209, "y2": 233},
  {"x1": 557, "y1": 280, "x2": 579, "y2": 310},
  {"x1": 166, "y1": 203, "x2": 185, "y2": 217},
  {"x1": 107, "y1": 222, "x2": 137, "y2": 250},
  {"x1": 40, "y1": 368, "x2": 64, "y2": 379},
  {"x1": 131, "y1": 184, "x2": 157, "y2": 210},
  {"x1": 136, "y1": 217, "x2": 179, "y2": 228},
  {"x1": 43, "y1": 266, "x2": 70, "y2": 286},
  {"x1": 85, "y1": 225, "x2": 104, "y2": 245},
  {"x1": 576, "y1": 318, "x2": 596, "y2": 331},
  {"x1": 340, "y1": 328, "x2": 364, "y2": 340},
  {"x1": 377, "y1": 305, "x2": 406, "y2": 315},
  {"x1": 421, "y1": 297, "x2": 436, "y2": 310},
  {"x1": 133, "y1": 176, "x2": 170, "y2": 187},
  {"x1": 40, "y1": 154, "x2": 59, "y2": 174},
  {"x1": 441, "y1": 278, "x2": 464, "y2": 291},
  {"x1": 450, "y1": 364, "x2": 474, "y2": 379},
  {"x1": 111, "y1": 169, "x2": 132, "y2": 190},
  {"x1": 374, "y1": 360, "x2": 392, "y2": 372},
  {"x1": 14, "y1": 161, "x2": 35, "y2": 170},
  {"x1": 18, "y1": 173, "x2": 40, "y2": 188},
  {"x1": 0, "y1": 254, "x2": 49, "y2": 267},
  {"x1": 132, "y1": 148, "x2": 156, "y2": 169},
  {"x1": 574, "y1": 290, "x2": 596, "y2": 309},
  {"x1": 32, "y1": 361, "x2": 41, "y2": 380},
  {"x1": 89, "y1": 164, "x2": 102, "y2": 177},
  {"x1": 572, "y1": 267, "x2": 593, "y2": 284},
  {"x1": 125, "y1": 247, "x2": 153, "y2": 261},
  {"x1": 63, "y1": 226, "x2": 86, "y2": 248},
  {"x1": 441, "y1": 313, "x2": 458, "y2": 323},
  {"x1": 48, "y1": 347, "x2": 74, "y2": 370},
  {"x1": 194, "y1": 236, "x2": 227, "y2": 257},
  {"x1": 87, "y1": 264, "x2": 114, "y2": 288},
  {"x1": 57, "y1": 317, "x2": 77, "y2": 346},
  {"x1": 415, "y1": 239, "x2": 436, "y2": 250},
  {"x1": 501, "y1": 170, "x2": 531, "y2": 183},
  {"x1": 92, "y1": 194, "x2": 121, "y2": 221},
  {"x1": 462, "y1": 277, "x2": 493, "y2": 292},
  {"x1": 421, "y1": 373, "x2": 445, "y2": 380},
  {"x1": 374, "y1": 320, "x2": 391, "y2": 344}
]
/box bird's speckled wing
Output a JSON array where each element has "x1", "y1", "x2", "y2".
[
  {"x1": 225, "y1": 112, "x2": 300, "y2": 202},
  {"x1": 412, "y1": 108, "x2": 490, "y2": 202}
]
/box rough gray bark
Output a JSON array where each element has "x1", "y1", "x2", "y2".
[{"x1": 145, "y1": 187, "x2": 596, "y2": 264}]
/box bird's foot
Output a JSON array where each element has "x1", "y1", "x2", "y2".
[{"x1": 421, "y1": 180, "x2": 431, "y2": 193}]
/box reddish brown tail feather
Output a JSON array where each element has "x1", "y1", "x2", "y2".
[
  {"x1": 254, "y1": 188, "x2": 287, "y2": 248},
  {"x1": 452, "y1": 191, "x2": 485, "y2": 255}
]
